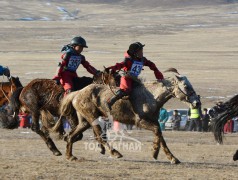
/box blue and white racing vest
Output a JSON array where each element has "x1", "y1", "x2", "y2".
[
  {"x1": 129, "y1": 60, "x2": 144, "y2": 77},
  {"x1": 67, "y1": 55, "x2": 82, "y2": 72}
]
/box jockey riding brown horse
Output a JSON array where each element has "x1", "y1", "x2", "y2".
[{"x1": 9, "y1": 71, "x2": 118, "y2": 156}]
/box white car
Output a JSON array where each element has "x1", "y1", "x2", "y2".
[{"x1": 165, "y1": 109, "x2": 189, "y2": 131}]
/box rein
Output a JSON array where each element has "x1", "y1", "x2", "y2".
[
  {"x1": 99, "y1": 67, "x2": 118, "y2": 96},
  {"x1": 176, "y1": 84, "x2": 196, "y2": 103},
  {"x1": 0, "y1": 83, "x2": 10, "y2": 102},
  {"x1": 107, "y1": 72, "x2": 117, "y2": 96},
  {"x1": 0, "y1": 76, "x2": 14, "y2": 103}
]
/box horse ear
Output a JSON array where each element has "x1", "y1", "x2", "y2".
[
  {"x1": 175, "y1": 74, "x2": 183, "y2": 81},
  {"x1": 164, "y1": 68, "x2": 180, "y2": 75}
]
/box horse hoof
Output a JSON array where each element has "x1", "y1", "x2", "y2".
[
  {"x1": 152, "y1": 154, "x2": 158, "y2": 160},
  {"x1": 67, "y1": 156, "x2": 78, "y2": 162},
  {"x1": 75, "y1": 133, "x2": 83, "y2": 141},
  {"x1": 171, "y1": 158, "x2": 181, "y2": 164},
  {"x1": 233, "y1": 155, "x2": 238, "y2": 161},
  {"x1": 111, "y1": 149, "x2": 123, "y2": 158},
  {"x1": 53, "y1": 151, "x2": 62, "y2": 156},
  {"x1": 233, "y1": 151, "x2": 238, "y2": 161},
  {"x1": 100, "y1": 149, "x2": 106, "y2": 155},
  {"x1": 152, "y1": 150, "x2": 159, "y2": 160},
  {"x1": 98, "y1": 145, "x2": 106, "y2": 155},
  {"x1": 116, "y1": 154, "x2": 123, "y2": 158},
  {"x1": 63, "y1": 134, "x2": 69, "y2": 142}
]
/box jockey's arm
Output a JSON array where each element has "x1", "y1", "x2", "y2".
[
  {"x1": 144, "y1": 58, "x2": 164, "y2": 80},
  {"x1": 106, "y1": 61, "x2": 126, "y2": 73},
  {"x1": 81, "y1": 59, "x2": 98, "y2": 75}
]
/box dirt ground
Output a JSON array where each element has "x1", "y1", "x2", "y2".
[
  {"x1": 0, "y1": 0, "x2": 238, "y2": 179},
  {"x1": 0, "y1": 128, "x2": 238, "y2": 179}
]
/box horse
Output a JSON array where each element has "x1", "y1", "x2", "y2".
[
  {"x1": 9, "y1": 72, "x2": 118, "y2": 156},
  {"x1": 212, "y1": 94, "x2": 238, "y2": 161},
  {"x1": 59, "y1": 68, "x2": 201, "y2": 163},
  {"x1": 0, "y1": 76, "x2": 23, "y2": 106}
]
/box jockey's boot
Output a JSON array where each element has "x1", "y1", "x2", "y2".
[{"x1": 106, "y1": 90, "x2": 127, "y2": 111}]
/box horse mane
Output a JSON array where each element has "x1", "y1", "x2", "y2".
[
  {"x1": 9, "y1": 87, "x2": 24, "y2": 113},
  {"x1": 73, "y1": 76, "x2": 93, "y2": 90},
  {"x1": 213, "y1": 94, "x2": 238, "y2": 144},
  {"x1": 11, "y1": 76, "x2": 23, "y2": 88}
]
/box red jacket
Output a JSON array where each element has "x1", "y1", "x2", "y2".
[{"x1": 107, "y1": 57, "x2": 164, "y2": 80}]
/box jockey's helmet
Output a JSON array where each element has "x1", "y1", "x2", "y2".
[
  {"x1": 127, "y1": 42, "x2": 145, "y2": 57},
  {"x1": 70, "y1": 36, "x2": 88, "y2": 48}
]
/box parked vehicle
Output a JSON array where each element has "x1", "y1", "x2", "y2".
[{"x1": 165, "y1": 109, "x2": 190, "y2": 131}]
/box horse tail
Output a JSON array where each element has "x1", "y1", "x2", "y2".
[
  {"x1": 213, "y1": 95, "x2": 238, "y2": 144},
  {"x1": 9, "y1": 87, "x2": 24, "y2": 116},
  {"x1": 40, "y1": 110, "x2": 65, "y2": 139},
  {"x1": 40, "y1": 110, "x2": 55, "y2": 129},
  {"x1": 59, "y1": 91, "x2": 78, "y2": 119}
]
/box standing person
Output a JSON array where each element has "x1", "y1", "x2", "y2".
[
  {"x1": 208, "y1": 101, "x2": 226, "y2": 118},
  {"x1": 18, "y1": 112, "x2": 30, "y2": 128},
  {"x1": 201, "y1": 108, "x2": 210, "y2": 132},
  {"x1": 171, "y1": 110, "x2": 181, "y2": 131},
  {"x1": 188, "y1": 105, "x2": 202, "y2": 132},
  {"x1": 224, "y1": 119, "x2": 234, "y2": 133},
  {"x1": 158, "y1": 107, "x2": 169, "y2": 131},
  {"x1": 53, "y1": 36, "x2": 100, "y2": 95},
  {"x1": 233, "y1": 116, "x2": 238, "y2": 132},
  {"x1": 105, "y1": 42, "x2": 164, "y2": 110},
  {"x1": 0, "y1": 65, "x2": 10, "y2": 77}
]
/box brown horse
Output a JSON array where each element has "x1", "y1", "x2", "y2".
[
  {"x1": 60, "y1": 69, "x2": 201, "y2": 163},
  {"x1": 212, "y1": 94, "x2": 238, "y2": 161},
  {"x1": 0, "y1": 76, "x2": 23, "y2": 106},
  {"x1": 10, "y1": 72, "x2": 118, "y2": 156}
]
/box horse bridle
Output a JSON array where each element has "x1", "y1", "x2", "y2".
[
  {"x1": 0, "y1": 76, "x2": 14, "y2": 103},
  {"x1": 103, "y1": 71, "x2": 117, "y2": 96},
  {"x1": 175, "y1": 84, "x2": 196, "y2": 103}
]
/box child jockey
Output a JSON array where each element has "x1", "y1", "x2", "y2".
[
  {"x1": 53, "y1": 36, "x2": 100, "y2": 94},
  {"x1": 105, "y1": 42, "x2": 164, "y2": 110}
]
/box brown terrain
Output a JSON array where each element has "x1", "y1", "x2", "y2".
[{"x1": 0, "y1": 0, "x2": 238, "y2": 179}]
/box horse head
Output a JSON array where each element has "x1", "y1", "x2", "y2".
[
  {"x1": 0, "y1": 76, "x2": 23, "y2": 106},
  {"x1": 93, "y1": 69, "x2": 120, "y2": 87},
  {"x1": 8, "y1": 76, "x2": 23, "y2": 89},
  {"x1": 165, "y1": 68, "x2": 200, "y2": 108}
]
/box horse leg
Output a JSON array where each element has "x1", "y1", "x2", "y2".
[
  {"x1": 92, "y1": 123, "x2": 123, "y2": 158},
  {"x1": 159, "y1": 133, "x2": 180, "y2": 164},
  {"x1": 93, "y1": 129, "x2": 106, "y2": 155},
  {"x1": 233, "y1": 150, "x2": 238, "y2": 161},
  {"x1": 65, "y1": 118, "x2": 91, "y2": 161},
  {"x1": 31, "y1": 112, "x2": 62, "y2": 156},
  {"x1": 136, "y1": 119, "x2": 180, "y2": 164}
]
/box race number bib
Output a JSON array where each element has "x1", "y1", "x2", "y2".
[
  {"x1": 130, "y1": 61, "x2": 143, "y2": 77},
  {"x1": 67, "y1": 56, "x2": 81, "y2": 71}
]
